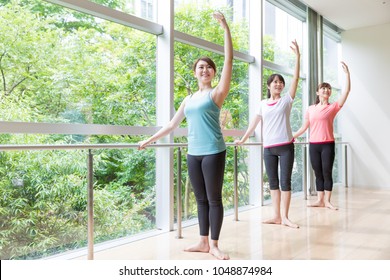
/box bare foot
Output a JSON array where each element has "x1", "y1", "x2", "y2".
[
  {"x1": 281, "y1": 217, "x2": 299, "y2": 229},
  {"x1": 184, "y1": 241, "x2": 209, "y2": 253},
  {"x1": 325, "y1": 202, "x2": 338, "y2": 210},
  {"x1": 307, "y1": 200, "x2": 325, "y2": 207},
  {"x1": 209, "y1": 246, "x2": 230, "y2": 260},
  {"x1": 262, "y1": 217, "x2": 282, "y2": 224}
]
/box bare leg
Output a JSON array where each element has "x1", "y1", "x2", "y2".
[
  {"x1": 209, "y1": 239, "x2": 229, "y2": 260},
  {"x1": 308, "y1": 191, "x2": 325, "y2": 207},
  {"x1": 184, "y1": 235, "x2": 210, "y2": 253},
  {"x1": 324, "y1": 190, "x2": 338, "y2": 210},
  {"x1": 263, "y1": 189, "x2": 282, "y2": 224},
  {"x1": 281, "y1": 191, "x2": 299, "y2": 228}
]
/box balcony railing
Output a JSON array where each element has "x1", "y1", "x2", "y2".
[{"x1": 0, "y1": 141, "x2": 348, "y2": 259}]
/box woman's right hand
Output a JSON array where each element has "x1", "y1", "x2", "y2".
[
  {"x1": 138, "y1": 139, "x2": 150, "y2": 150},
  {"x1": 234, "y1": 139, "x2": 245, "y2": 145}
]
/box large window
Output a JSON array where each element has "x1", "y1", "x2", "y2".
[
  {"x1": 263, "y1": 0, "x2": 304, "y2": 68},
  {"x1": 0, "y1": 0, "x2": 159, "y2": 259},
  {"x1": 174, "y1": 0, "x2": 249, "y2": 53},
  {"x1": 0, "y1": 0, "x2": 157, "y2": 128}
]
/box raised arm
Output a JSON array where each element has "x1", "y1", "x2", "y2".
[
  {"x1": 289, "y1": 40, "x2": 300, "y2": 100},
  {"x1": 337, "y1": 61, "x2": 351, "y2": 107},
  {"x1": 211, "y1": 11, "x2": 233, "y2": 108},
  {"x1": 138, "y1": 97, "x2": 187, "y2": 149},
  {"x1": 235, "y1": 115, "x2": 262, "y2": 145}
]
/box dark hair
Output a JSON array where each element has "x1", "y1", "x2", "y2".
[
  {"x1": 266, "y1": 74, "x2": 285, "y2": 98},
  {"x1": 315, "y1": 82, "x2": 332, "y2": 104},
  {"x1": 192, "y1": 57, "x2": 217, "y2": 73}
]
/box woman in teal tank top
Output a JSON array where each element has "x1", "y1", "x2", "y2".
[{"x1": 138, "y1": 11, "x2": 233, "y2": 260}]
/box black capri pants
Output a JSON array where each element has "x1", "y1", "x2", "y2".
[
  {"x1": 187, "y1": 150, "x2": 226, "y2": 241},
  {"x1": 263, "y1": 143, "x2": 294, "y2": 191},
  {"x1": 309, "y1": 142, "x2": 335, "y2": 192}
]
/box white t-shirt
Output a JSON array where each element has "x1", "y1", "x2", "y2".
[{"x1": 257, "y1": 94, "x2": 294, "y2": 148}]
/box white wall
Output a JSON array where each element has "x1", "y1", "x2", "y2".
[{"x1": 340, "y1": 23, "x2": 390, "y2": 188}]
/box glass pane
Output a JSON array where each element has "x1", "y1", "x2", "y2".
[
  {"x1": 0, "y1": 0, "x2": 156, "y2": 126},
  {"x1": 292, "y1": 143, "x2": 304, "y2": 193},
  {"x1": 263, "y1": 1, "x2": 304, "y2": 68},
  {"x1": 174, "y1": 146, "x2": 196, "y2": 222},
  {"x1": 0, "y1": 148, "x2": 157, "y2": 259},
  {"x1": 89, "y1": 0, "x2": 158, "y2": 21},
  {"x1": 323, "y1": 34, "x2": 342, "y2": 134},
  {"x1": 333, "y1": 141, "x2": 341, "y2": 184},
  {"x1": 93, "y1": 148, "x2": 157, "y2": 242},
  {"x1": 0, "y1": 150, "x2": 87, "y2": 259},
  {"x1": 323, "y1": 34, "x2": 340, "y2": 86},
  {"x1": 235, "y1": 146, "x2": 254, "y2": 207},
  {"x1": 174, "y1": 0, "x2": 249, "y2": 53}
]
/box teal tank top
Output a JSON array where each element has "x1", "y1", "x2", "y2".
[{"x1": 184, "y1": 90, "x2": 226, "y2": 156}]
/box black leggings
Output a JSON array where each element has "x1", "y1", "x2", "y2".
[
  {"x1": 309, "y1": 142, "x2": 335, "y2": 192},
  {"x1": 187, "y1": 150, "x2": 226, "y2": 241},
  {"x1": 263, "y1": 143, "x2": 294, "y2": 191}
]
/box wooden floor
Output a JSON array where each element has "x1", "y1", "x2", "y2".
[{"x1": 74, "y1": 185, "x2": 390, "y2": 260}]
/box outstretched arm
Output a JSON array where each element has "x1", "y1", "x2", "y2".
[
  {"x1": 235, "y1": 115, "x2": 262, "y2": 145},
  {"x1": 212, "y1": 11, "x2": 233, "y2": 108},
  {"x1": 293, "y1": 118, "x2": 310, "y2": 139},
  {"x1": 138, "y1": 97, "x2": 187, "y2": 149},
  {"x1": 289, "y1": 40, "x2": 300, "y2": 100},
  {"x1": 337, "y1": 61, "x2": 351, "y2": 107}
]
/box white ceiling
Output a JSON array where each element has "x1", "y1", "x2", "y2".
[{"x1": 299, "y1": 0, "x2": 390, "y2": 30}]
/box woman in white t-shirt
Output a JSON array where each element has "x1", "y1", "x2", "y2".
[
  {"x1": 236, "y1": 40, "x2": 300, "y2": 228},
  {"x1": 293, "y1": 62, "x2": 351, "y2": 210}
]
